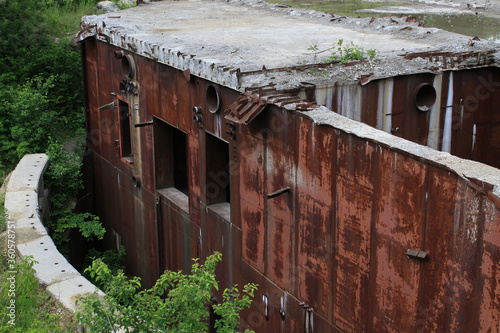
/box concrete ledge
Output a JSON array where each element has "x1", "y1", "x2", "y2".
[{"x1": 4, "y1": 154, "x2": 103, "y2": 318}]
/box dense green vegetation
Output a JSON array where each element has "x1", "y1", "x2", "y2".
[
  {"x1": 0, "y1": 0, "x2": 100, "y2": 330},
  {"x1": 0, "y1": 0, "x2": 105, "y2": 249},
  {"x1": 78, "y1": 252, "x2": 258, "y2": 333}
]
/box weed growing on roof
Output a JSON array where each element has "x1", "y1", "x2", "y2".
[{"x1": 307, "y1": 39, "x2": 377, "y2": 70}]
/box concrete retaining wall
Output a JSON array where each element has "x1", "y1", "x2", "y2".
[{"x1": 4, "y1": 154, "x2": 102, "y2": 314}]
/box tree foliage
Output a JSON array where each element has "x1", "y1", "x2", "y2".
[
  {"x1": 0, "y1": 0, "x2": 103, "y2": 248},
  {"x1": 77, "y1": 252, "x2": 258, "y2": 333}
]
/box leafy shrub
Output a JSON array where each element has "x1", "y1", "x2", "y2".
[
  {"x1": 0, "y1": 256, "x2": 77, "y2": 332},
  {"x1": 77, "y1": 252, "x2": 258, "y2": 333},
  {"x1": 44, "y1": 140, "x2": 104, "y2": 252}
]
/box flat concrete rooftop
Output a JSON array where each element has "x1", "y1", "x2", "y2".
[{"x1": 78, "y1": 0, "x2": 500, "y2": 89}]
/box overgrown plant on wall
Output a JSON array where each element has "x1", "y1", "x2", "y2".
[{"x1": 77, "y1": 252, "x2": 258, "y2": 333}]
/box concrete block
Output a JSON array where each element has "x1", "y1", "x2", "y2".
[
  {"x1": 15, "y1": 216, "x2": 48, "y2": 244},
  {"x1": 6, "y1": 154, "x2": 48, "y2": 192},
  {"x1": 4, "y1": 191, "x2": 39, "y2": 220},
  {"x1": 17, "y1": 235, "x2": 80, "y2": 286},
  {"x1": 46, "y1": 276, "x2": 105, "y2": 313}
]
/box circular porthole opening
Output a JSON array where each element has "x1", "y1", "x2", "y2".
[
  {"x1": 413, "y1": 83, "x2": 436, "y2": 112},
  {"x1": 206, "y1": 85, "x2": 221, "y2": 114},
  {"x1": 122, "y1": 54, "x2": 136, "y2": 80},
  {"x1": 132, "y1": 175, "x2": 141, "y2": 188}
]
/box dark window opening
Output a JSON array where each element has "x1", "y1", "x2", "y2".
[
  {"x1": 154, "y1": 118, "x2": 189, "y2": 197},
  {"x1": 205, "y1": 133, "x2": 230, "y2": 206},
  {"x1": 209, "y1": 296, "x2": 222, "y2": 333},
  {"x1": 118, "y1": 98, "x2": 132, "y2": 161}
]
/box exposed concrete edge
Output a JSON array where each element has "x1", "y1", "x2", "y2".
[
  {"x1": 4, "y1": 154, "x2": 104, "y2": 317},
  {"x1": 299, "y1": 106, "x2": 500, "y2": 204}
]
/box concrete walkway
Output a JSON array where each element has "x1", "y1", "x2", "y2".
[{"x1": 4, "y1": 154, "x2": 102, "y2": 315}]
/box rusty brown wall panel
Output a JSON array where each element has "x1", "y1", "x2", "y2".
[
  {"x1": 82, "y1": 39, "x2": 100, "y2": 152},
  {"x1": 479, "y1": 198, "x2": 500, "y2": 332},
  {"x1": 421, "y1": 167, "x2": 483, "y2": 332},
  {"x1": 240, "y1": 134, "x2": 266, "y2": 273},
  {"x1": 370, "y1": 235, "x2": 422, "y2": 332},
  {"x1": 204, "y1": 208, "x2": 232, "y2": 284},
  {"x1": 137, "y1": 55, "x2": 160, "y2": 117},
  {"x1": 374, "y1": 150, "x2": 427, "y2": 248},
  {"x1": 359, "y1": 82, "x2": 379, "y2": 128},
  {"x1": 266, "y1": 142, "x2": 295, "y2": 292},
  {"x1": 334, "y1": 134, "x2": 375, "y2": 331},
  {"x1": 160, "y1": 197, "x2": 192, "y2": 273},
  {"x1": 334, "y1": 178, "x2": 372, "y2": 331},
  {"x1": 399, "y1": 74, "x2": 434, "y2": 145},
  {"x1": 188, "y1": 130, "x2": 201, "y2": 226},
  {"x1": 450, "y1": 71, "x2": 476, "y2": 160},
  {"x1": 158, "y1": 64, "x2": 180, "y2": 127},
  {"x1": 370, "y1": 151, "x2": 427, "y2": 332},
  {"x1": 296, "y1": 118, "x2": 334, "y2": 320},
  {"x1": 139, "y1": 123, "x2": 155, "y2": 192}
]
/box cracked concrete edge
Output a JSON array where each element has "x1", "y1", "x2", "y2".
[{"x1": 4, "y1": 154, "x2": 103, "y2": 319}]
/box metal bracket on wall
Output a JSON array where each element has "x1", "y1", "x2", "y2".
[
  {"x1": 267, "y1": 187, "x2": 290, "y2": 199},
  {"x1": 135, "y1": 121, "x2": 153, "y2": 128},
  {"x1": 98, "y1": 101, "x2": 116, "y2": 111},
  {"x1": 406, "y1": 249, "x2": 429, "y2": 261}
]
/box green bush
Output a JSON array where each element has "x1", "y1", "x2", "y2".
[
  {"x1": 44, "y1": 140, "x2": 105, "y2": 252},
  {"x1": 0, "y1": 256, "x2": 77, "y2": 332},
  {"x1": 77, "y1": 252, "x2": 258, "y2": 333}
]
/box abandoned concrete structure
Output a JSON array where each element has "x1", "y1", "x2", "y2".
[{"x1": 76, "y1": 0, "x2": 500, "y2": 331}]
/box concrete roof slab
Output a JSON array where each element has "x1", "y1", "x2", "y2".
[{"x1": 79, "y1": 0, "x2": 500, "y2": 89}]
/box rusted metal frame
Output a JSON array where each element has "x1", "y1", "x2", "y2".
[
  {"x1": 135, "y1": 120, "x2": 154, "y2": 128},
  {"x1": 401, "y1": 50, "x2": 496, "y2": 69},
  {"x1": 238, "y1": 62, "x2": 333, "y2": 77},
  {"x1": 267, "y1": 187, "x2": 290, "y2": 199}
]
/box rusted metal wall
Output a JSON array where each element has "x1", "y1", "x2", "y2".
[
  {"x1": 82, "y1": 39, "x2": 500, "y2": 332},
  {"x1": 313, "y1": 68, "x2": 500, "y2": 170},
  {"x1": 233, "y1": 102, "x2": 500, "y2": 332}
]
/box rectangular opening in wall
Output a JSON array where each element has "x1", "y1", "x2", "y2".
[
  {"x1": 153, "y1": 117, "x2": 189, "y2": 210},
  {"x1": 206, "y1": 133, "x2": 230, "y2": 208},
  {"x1": 118, "y1": 98, "x2": 133, "y2": 163}
]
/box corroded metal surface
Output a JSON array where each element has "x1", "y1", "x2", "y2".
[{"x1": 79, "y1": 1, "x2": 500, "y2": 331}]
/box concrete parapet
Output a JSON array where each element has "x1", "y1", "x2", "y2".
[{"x1": 4, "y1": 154, "x2": 103, "y2": 320}]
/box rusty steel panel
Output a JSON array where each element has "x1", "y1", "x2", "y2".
[
  {"x1": 394, "y1": 74, "x2": 435, "y2": 144},
  {"x1": 374, "y1": 150, "x2": 427, "y2": 248},
  {"x1": 239, "y1": 134, "x2": 266, "y2": 273},
  {"x1": 266, "y1": 143, "x2": 295, "y2": 292},
  {"x1": 334, "y1": 178, "x2": 372, "y2": 331},
  {"x1": 81, "y1": 36, "x2": 500, "y2": 333},
  {"x1": 479, "y1": 196, "x2": 500, "y2": 332},
  {"x1": 370, "y1": 150, "x2": 427, "y2": 332},
  {"x1": 359, "y1": 82, "x2": 379, "y2": 127},
  {"x1": 82, "y1": 40, "x2": 100, "y2": 152},
  {"x1": 137, "y1": 55, "x2": 160, "y2": 117},
  {"x1": 204, "y1": 207, "x2": 232, "y2": 283},
  {"x1": 159, "y1": 197, "x2": 192, "y2": 273},
  {"x1": 138, "y1": 121, "x2": 155, "y2": 192},
  {"x1": 158, "y1": 64, "x2": 180, "y2": 127},
  {"x1": 188, "y1": 131, "x2": 202, "y2": 226},
  {"x1": 370, "y1": 235, "x2": 422, "y2": 332},
  {"x1": 421, "y1": 167, "x2": 481, "y2": 332}
]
